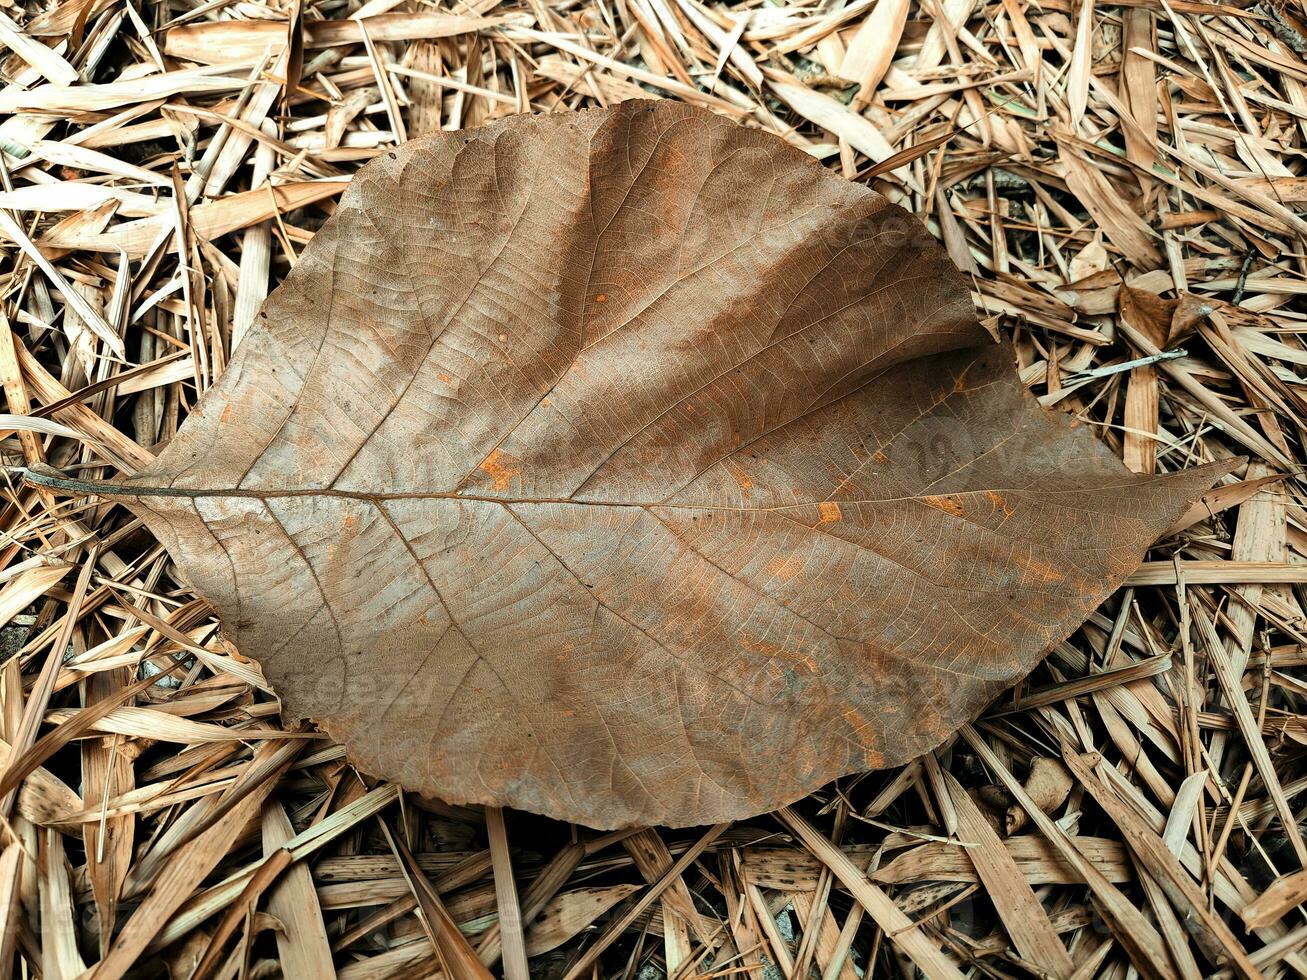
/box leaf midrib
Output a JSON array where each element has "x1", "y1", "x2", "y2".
[{"x1": 22, "y1": 466, "x2": 1165, "y2": 511}]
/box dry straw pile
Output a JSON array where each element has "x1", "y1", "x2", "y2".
[{"x1": 0, "y1": 0, "x2": 1305, "y2": 975}]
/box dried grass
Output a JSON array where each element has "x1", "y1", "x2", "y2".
[{"x1": 0, "y1": 0, "x2": 1305, "y2": 975}]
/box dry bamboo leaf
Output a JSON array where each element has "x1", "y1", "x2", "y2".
[
  {"x1": 484, "y1": 807, "x2": 529, "y2": 980},
  {"x1": 0, "y1": 564, "x2": 68, "y2": 631},
  {"x1": 962, "y1": 727, "x2": 1176, "y2": 979},
  {"x1": 778, "y1": 805, "x2": 965, "y2": 978},
  {"x1": 1120, "y1": 286, "x2": 1181, "y2": 351},
  {"x1": 163, "y1": 11, "x2": 521, "y2": 64},
  {"x1": 1061, "y1": 748, "x2": 1261, "y2": 977},
  {"x1": 40, "y1": 827, "x2": 87, "y2": 978},
  {"x1": 1241, "y1": 867, "x2": 1307, "y2": 930},
  {"x1": 838, "y1": 0, "x2": 910, "y2": 100},
  {"x1": 92, "y1": 796, "x2": 274, "y2": 976},
  {"x1": 381, "y1": 819, "x2": 493, "y2": 980},
  {"x1": 0, "y1": 10, "x2": 77, "y2": 84},
  {"x1": 1120, "y1": 9, "x2": 1158, "y2": 177},
  {"x1": 565, "y1": 823, "x2": 727, "y2": 980},
  {"x1": 81, "y1": 672, "x2": 134, "y2": 957},
  {"x1": 1059, "y1": 147, "x2": 1163, "y2": 269},
  {"x1": 0, "y1": 183, "x2": 165, "y2": 217},
  {"x1": 0, "y1": 66, "x2": 249, "y2": 113},
  {"x1": 620, "y1": 827, "x2": 703, "y2": 969},
  {"x1": 36, "y1": 179, "x2": 350, "y2": 258},
  {"x1": 1124, "y1": 364, "x2": 1158, "y2": 474},
  {"x1": 766, "y1": 73, "x2": 902, "y2": 171},
  {"x1": 29, "y1": 101, "x2": 1227, "y2": 829},
  {"x1": 867, "y1": 835, "x2": 1131, "y2": 886},
  {"x1": 522, "y1": 884, "x2": 641, "y2": 955},
  {"x1": 477, "y1": 841, "x2": 584, "y2": 968},
  {"x1": 0, "y1": 843, "x2": 20, "y2": 978},
  {"x1": 944, "y1": 772, "x2": 1073, "y2": 976},
  {"x1": 0, "y1": 735, "x2": 82, "y2": 826},
  {"x1": 1067, "y1": 0, "x2": 1093, "y2": 127}
]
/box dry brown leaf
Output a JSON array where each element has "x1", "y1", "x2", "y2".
[
  {"x1": 1119, "y1": 285, "x2": 1181, "y2": 351},
  {"x1": 30, "y1": 101, "x2": 1228, "y2": 828},
  {"x1": 1004, "y1": 756, "x2": 1073, "y2": 834}
]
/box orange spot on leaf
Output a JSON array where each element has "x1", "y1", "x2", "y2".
[
  {"x1": 818, "y1": 501, "x2": 841, "y2": 523},
  {"x1": 479, "y1": 448, "x2": 520, "y2": 491},
  {"x1": 732, "y1": 467, "x2": 753, "y2": 494},
  {"x1": 985, "y1": 490, "x2": 1014, "y2": 517},
  {"x1": 922, "y1": 494, "x2": 964, "y2": 516}
]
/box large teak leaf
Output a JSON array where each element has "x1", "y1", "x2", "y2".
[{"x1": 40, "y1": 102, "x2": 1225, "y2": 828}]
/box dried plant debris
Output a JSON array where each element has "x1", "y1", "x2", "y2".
[{"x1": 0, "y1": 0, "x2": 1304, "y2": 974}]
